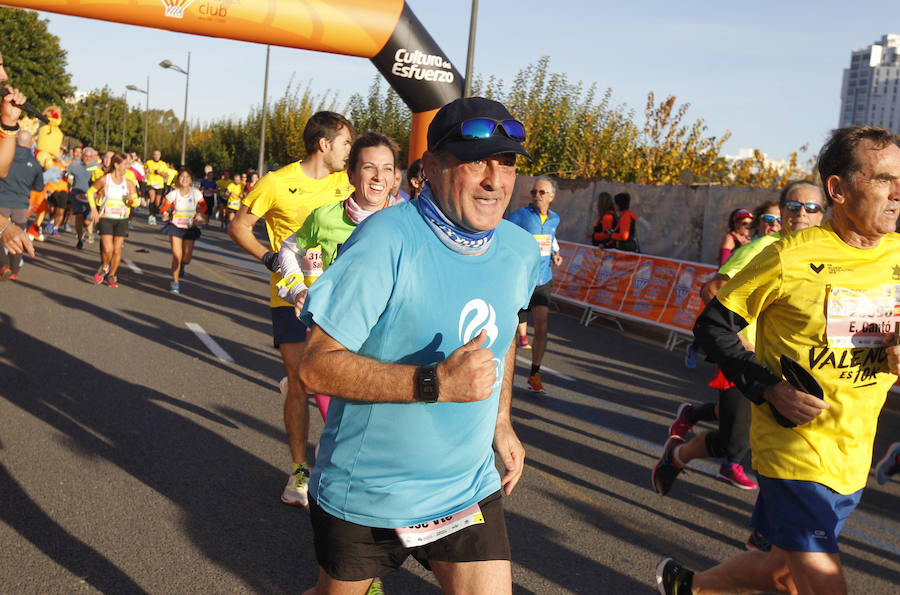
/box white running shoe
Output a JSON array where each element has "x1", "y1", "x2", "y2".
[{"x1": 281, "y1": 466, "x2": 310, "y2": 507}]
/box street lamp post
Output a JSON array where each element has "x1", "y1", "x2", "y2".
[
  {"x1": 159, "y1": 52, "x2": 190, "y2": 166},
  {"x1": 126, "y1": 77, "x2": 150, "y2": 161},
  {"x1": 92, "y1": 105, "x2": 99, "y2": 147},
  {"x1": 104, "y1": 102, "x2": 110, "y2": 152},
  {"x1": 258, "y1": 45, "x2": 270, "y2": 177},
  {"x1": 121, "y1": 92, "x2": 127, "y2": 152}
]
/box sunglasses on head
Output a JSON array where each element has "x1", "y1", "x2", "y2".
[
  {"x1": 434, "y1": 118, "x2": 526, "y2": 149},
  {"x1": 759, "y1": 214, "x2": 781, "y2": 224},
  {"x1": 784, "y1": 200, "x2": 823, "y2": 214}
]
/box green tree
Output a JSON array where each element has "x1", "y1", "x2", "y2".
[
  {"x1": 0, "y1": 8, "x2": 74, "y2": 110},
  {"x1": 346, "y1": 77, "x2": 411, "y2": 165}
]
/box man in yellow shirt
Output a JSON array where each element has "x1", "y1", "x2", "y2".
[
  {"x1": 229, "y1": 111, "x2": 353, "y2": 508},
  {"x1": 656, "y1": 126, "x2": 900, "y2": 594},
  {"x1": 144, "y1": 149, "x2": 167, "y2": 225}
]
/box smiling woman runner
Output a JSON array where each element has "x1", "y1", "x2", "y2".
[
  {"x1": 275, "y1": 131, "x2": 400, "y2": 421},
  {"x1": 160, "y1": 168, "x2": 207, "y2": 294},
  {"x1": 87, "y1": 151, "x2": 140, "y2": 288}
]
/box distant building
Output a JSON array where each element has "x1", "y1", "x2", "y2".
[
  {"x1": 839, "y1": 34, "x2": 900, "y2": 133},
  {"x1": 723, "y1": 148, "x2": 809, "y2": 179}
]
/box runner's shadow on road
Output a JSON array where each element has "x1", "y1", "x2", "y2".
[
  {"x1": 0, "y1": 462, "x2": 147, "y2": 594},
  {"x1": 0, "y1": 314, "x2": 316, "y2": 592}
]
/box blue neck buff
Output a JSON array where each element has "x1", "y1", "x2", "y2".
[{"x1": 416, "y1": 183, "x2": 494, "y2": 255}]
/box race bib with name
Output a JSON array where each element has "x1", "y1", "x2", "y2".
[
  {"x1": 394, "y1": 502, "x2": 484, "y2": 548},
  {"x1": 826, "y1": 284, "x2": 900, "y2": 348},
  {"x1": 172, "y1": 209, "x2": 194, "y2": 229},
  {"x1": 533, "y1": 234, "x2": 552, "y2": 257}
]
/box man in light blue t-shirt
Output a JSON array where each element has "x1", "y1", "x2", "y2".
[{"x1": 297, "y1": 97, "x2": 540, "y2": 595}]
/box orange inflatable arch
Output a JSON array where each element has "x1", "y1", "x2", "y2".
[{"x1": 3, "y1": 0, "x2": 464, "y2": 162}]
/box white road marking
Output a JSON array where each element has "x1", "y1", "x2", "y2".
[
  {"x1": 124, "y1": 259, "x2": 143, "y2": 274},
  {"x1": 185, "y1": 322, "x2": 234, "y2": 363},
  {"x1": 516, "y1": 355, "x2": 576, "y2": 381}
]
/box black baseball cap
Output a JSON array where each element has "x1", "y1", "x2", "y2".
[{"x1": 427, "y1": 97, "x2": 532, "y2": 162}]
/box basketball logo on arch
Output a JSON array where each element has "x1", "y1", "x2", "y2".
[{"x1": 458, "y1": 299, "x2": 498, "y2": 348}]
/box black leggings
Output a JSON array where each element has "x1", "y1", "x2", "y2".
[{"x1": 704, "y1": 387, "x2": 752, "y2": 463}]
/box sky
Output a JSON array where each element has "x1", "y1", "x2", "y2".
[{"x1": 16, "y1": 0, "x2": 900, "y2": 162}]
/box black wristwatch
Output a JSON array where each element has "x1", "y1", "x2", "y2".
[{"x1": 415, "y1": 363, "x2": 439, "y2": 403}]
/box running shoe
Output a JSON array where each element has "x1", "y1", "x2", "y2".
[
  {"x1": 106, "y1": 275, "x2": 119, "y2": 288},
  {"x1": 147, "y1": 215, "x2": 156, "y2": 225},
  {"x1": 0, "y1": 266, "x2": 10, "y2": 280},
  {"x1": 281, "y1": 464, "x2": 310, "y2": 507},
  {"x1": 44, "y1": 222, "x2": 56, "y2": 235},
  {"x1": 517, "y1": 334, "x2": 531, "y2": 349},
  {"x1": 366, "y1": 577, "x2": 384, "y2": 595},
  {"x1": 7, "y1": 273, "x2": 19, "y2": 281},
  {"x1": 717, "y1": 462, "x2": 758, "y2": 490},
  {"x1": 655, "y1": 558, "x2": 694, "y2": 595},
  {"x1": 668, "y1": 403, "x2": 694, "y2": 439},
  {"x1": 76, "y1": 238, "x2": 84, "y2": 250},
  {"x1": 92, "y1": 267, "x2": 106, "y2": 284},
  {"x1": 170, "y1": 281, "x2": 180, "y2": 294},
  {"x1": 87, "y1": 233, "x2": 95, "y2": 244},
  {"x1": 684, "y1": 344, "x2": 698, "y2": 369},
  {"x1": 876, "y1": 441, "x2": 900, "y2": 485},
  {"x1": 745, "y1": 528, "x2": 772, "y2": 553},
  {"x1": 652, "y1": 436, "x2": 685, "y2": 496},
  {"x1": 527, "y1": 373, "x2": 545, "y2": 393}
]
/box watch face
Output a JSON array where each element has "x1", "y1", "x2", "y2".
[{"x1": 419, "y1": 365, "x2": 438, "y2": 401}]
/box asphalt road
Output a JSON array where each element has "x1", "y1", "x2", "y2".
[{"x1": 1, "y1": 217, "x2": 898, "y2": 594}]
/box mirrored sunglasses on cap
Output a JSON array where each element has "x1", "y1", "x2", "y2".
[
  {"x1": 784, "y1": 200, "x2": 823, "y2": 214},
  {"x1": 434, "y1": 117, "x2": 526, "y2": 148},
  {"x1": 759, "y1": 214, "x2": 781, "y2": 224}
]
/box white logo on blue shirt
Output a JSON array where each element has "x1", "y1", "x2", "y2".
[{"x1": 459, "y1": 299, "x2": 498, "y2": 348}]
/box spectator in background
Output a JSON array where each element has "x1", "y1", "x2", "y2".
[
  {"x1": 0, "y1": 130, "x2": 43, "y2": 278},
  {"x1": 591, "y1": 191, "x2": 615, "y2": 247},
  {"x1": 406, "y1": 158, "x2": 424, "y2": 200},
  {"x1": 609, "y1": 192, "x2": 639, "y2": 252},
  {"x1": 718, "y1": 207, "x2": 753, "y2": 265}
]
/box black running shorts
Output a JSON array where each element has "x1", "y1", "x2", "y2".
[
  {"x1": 98, "y1": 218, "x2": 129, "y2": 237},
  {"x1": 309, "y1": 490, "x2": 510, "y2": 581}
]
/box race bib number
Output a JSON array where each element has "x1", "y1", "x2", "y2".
[
  {"x1": 227, "y1": 198, "x2": 241, "y2": 210},
  {"x1": 172, "y1": 210, "x2": 193, "y2": 229},
  {"x1": 301, "y1": 247, "x2": 324, "y2": 284},
  {"x1": 394, "y1": 502, "x2": 484, "y2": 548},
  {"x1": 534, "y1": 234, "x2": 552, "y2": 257},
  {"x1": 826, "y1": 284, "x2": 899, "y2": 348},
  {"x1": 102, "y1": 205, "x2": 127, "y2": 219}
]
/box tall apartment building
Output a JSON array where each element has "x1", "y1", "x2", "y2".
[{"x1": 839, "y1": 34, "x2": 900, "y2": 133}]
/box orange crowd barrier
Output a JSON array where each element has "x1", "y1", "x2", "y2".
[{"x1": 552, "y1": 241, "x2": 717, "y2": 342}]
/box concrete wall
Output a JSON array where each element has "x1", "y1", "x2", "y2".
[{"x1": 508, "y1": 177, "x2": 781, "y2": 265}]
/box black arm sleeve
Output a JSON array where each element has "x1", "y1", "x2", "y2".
[{"x1": 693, "y1": 298, "x2": 780, "y2": 405}]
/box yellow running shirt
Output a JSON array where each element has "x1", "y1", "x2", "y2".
[
  {"x1": 145, "y1": 159, "x2": 167, "y2": 188},
  {"x1": 243, "y1": 161, "x2": 352, "y2": 307},
  {"x1": 718, "y1": 222, "x2": 900, "y2": 494}
]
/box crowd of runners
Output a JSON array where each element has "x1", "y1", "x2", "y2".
[{"x1": 3, "y1": 55, "x2": 900, "y2": 595}]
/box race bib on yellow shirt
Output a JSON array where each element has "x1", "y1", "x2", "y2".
[
  {"x1": 533, "y1": 234, "x2": 552, "y2": 257},
  {"x1": 825, "y1": 284, "x2": 900, "y2": 348}
]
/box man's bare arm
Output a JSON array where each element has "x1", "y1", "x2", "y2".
[
  {"x1": 494, "y1": 338, "x2": 525, "y2": 495},
  {"x1": 298, "y1": 324, "x2": 497, "y2": 404},
  {"x1": 227, "y1": 204, "x2": 267, "y2": 260}
]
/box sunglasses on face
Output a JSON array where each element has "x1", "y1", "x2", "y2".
[
  {"x1": 759, "y1": 214, "x2": 781, "y2": 224},
  {"x1": 784, "y1": 200, "x2": 823, "y2": 214},
  {"x1": 530, "y1": 188, "x2": 553, "y2": 197},
  {"x1": 434, "y1": 118, "x2": 526, "y2": 148}
]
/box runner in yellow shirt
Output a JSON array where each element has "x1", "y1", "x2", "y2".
[
  {"x1": 229, "y1": 111, "x2": 353, "y2": 508},
  {"x1": 657, "y1": 126, "x2": 900, "y2": 595},
  {"x1": 224, "y1": 172, "x2": 244, "y2": 227},
  {"x1": 144, "y1": 149, "x2": 167, "y2": 225}
]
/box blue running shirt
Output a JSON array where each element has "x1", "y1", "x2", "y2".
[
  {"x1": 507, "y1": 205, "x2": 561, "y2": 285},
  {"x1": 301, "y1": 200, "x2": 540, "y2": 528}
]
